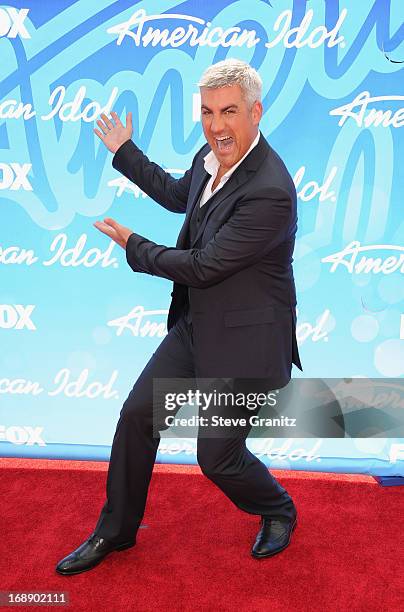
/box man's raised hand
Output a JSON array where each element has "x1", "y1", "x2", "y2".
[
  {"x1": 93, "y1": 218, "x2": 133, "y2": 249},
  {"x1": 94, "y1": 111, "x2": 133, "y2": 154}
]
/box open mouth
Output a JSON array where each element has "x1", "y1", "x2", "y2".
[{"x1": 215, "y1": 136, "x2": 234, "y2": 152}]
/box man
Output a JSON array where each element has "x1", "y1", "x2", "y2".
[{"x1": 56, "y1": 59, "x2": 302, "y2": 575}]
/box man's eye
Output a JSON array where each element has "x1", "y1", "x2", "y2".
[
  {"x1": 201, "y1": 110, "x2": 211, "y2": 116},
  {"x1": 224, "y1": 109, "x2": 235, "y2": 114}
]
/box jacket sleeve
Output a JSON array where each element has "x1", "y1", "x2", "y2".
[
  {"x1": 125, "y1": 187, "x2": 293, "y2": 288},
  {"x1": 112, "y1": 139, "x2": 200, "y2": 214}
]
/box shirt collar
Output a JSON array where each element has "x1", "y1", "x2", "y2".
[{"x1": 203, "y1": 131, "x2": 260, "y2": 179}]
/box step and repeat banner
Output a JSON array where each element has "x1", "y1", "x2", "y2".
[{"x1": 0, "y1": 1, "x2": 403, "y2": 475}]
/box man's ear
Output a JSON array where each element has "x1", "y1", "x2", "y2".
[{"x1": 252, "y1": 100, "x2": 263, "y2": 125}]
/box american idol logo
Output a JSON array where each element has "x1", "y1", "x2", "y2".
[
  {"x1": 107, "y1": 8, "x2": 346, "y2": 49},
  {"x1": 0, "y1": 85, "x2": 118, "y2": 122},
  {"x1": 107, "y1": 305, "x2": 333, "y2": 343},
  {"x1": 330, "y1": 92, "x2": 404, "y2": 128},
  {"x1": 108, "y1": 306, "x2": 168, "y2": 338},
  {"x1": 0, "y1": 369, "x2": 119, "y2": 399},
  {"x1": 322, "y1": 242, "x2": 404, "y2": 275},
  {"x1": 1, "y1": 2, "x2": 401, "y2": 231},
  {"x1": 0, "y1": 234, "x2": 118, "y2": 268}
]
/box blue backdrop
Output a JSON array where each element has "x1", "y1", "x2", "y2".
[{"x1": 1, "y1": 0, "x2": 403, "y2": 475}]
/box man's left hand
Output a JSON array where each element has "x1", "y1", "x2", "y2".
[{"x1": 93, "y1": 217, "x2": 133, "y2": 249}]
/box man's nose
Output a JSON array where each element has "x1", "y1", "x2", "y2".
[{"x1": 210, "y1": 114, "x2": 225, "y2": 134}]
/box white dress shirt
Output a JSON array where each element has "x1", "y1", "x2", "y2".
[{"x1": 199, "y1": 131, "x2": 260, "y2": 207}]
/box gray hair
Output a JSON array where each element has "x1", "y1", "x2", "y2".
[{"x1": 198, "y1": 59, "x2": 262, "y2": 107}]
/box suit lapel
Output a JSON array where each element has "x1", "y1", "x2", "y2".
[
  {"x1": 177, "y1": 169, "x2": 209, "y2": 248},
  {"x1": 191, "y1": 167, "x2": 251, "y2": 247},
  {"x1": 191, "y1": 133, "x2": 269, "y2": 247},
  {"x1": 177, "y1": 132, "x2": 269, "y2": 249}
]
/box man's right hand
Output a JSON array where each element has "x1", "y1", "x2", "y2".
[{"x1": 94, "y1": 111, "x2": 133, "y2": 154}]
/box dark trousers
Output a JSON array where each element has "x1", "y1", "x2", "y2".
[{"x1": 94, "y1": 314, "x2": 295, "y2": 544}]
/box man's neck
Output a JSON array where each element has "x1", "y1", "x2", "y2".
[{"x1": 212, "y1": 166, "x2": 226, "y2": 191}]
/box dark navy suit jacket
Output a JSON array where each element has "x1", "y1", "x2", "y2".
[{"x1": 112, "y1": 132, "x2": 302, "y2": 388}]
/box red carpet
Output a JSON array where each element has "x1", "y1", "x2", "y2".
[{"x1": 0, "y1": 458, "x2": 403, "y2": 611}]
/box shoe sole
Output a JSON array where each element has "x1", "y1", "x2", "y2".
[
  {"x1": 55, "y1": 542, "x2": 135, "y2": 576},
  {"x1": 251, "y1": 519, "x2": 297, "y2": 560}
]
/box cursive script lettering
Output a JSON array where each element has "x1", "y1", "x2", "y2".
[
  {"x1": 265, "y1": 9, "x2": 346, "y2": 49},
  {"x1": 0, "y1": 245, "x2": 37, "y2": 265},
  {"x1": 296, "y1": 309, "x2": 331, "y2": 344},
  {"x1": 0, "y1": 377, "x2": 43, "y2": 395},
  {"x1": 108, "y1": 306, "x2": 168, "y2": 337},
  {"x1": 108, "y1": 177, "x2": 148, "y2": 199},
  {"x1": 322, "y1": 242, "x2": 404, "y2": 274},
  {"x1": 41, "y1": 85, "x2": 118, "y2": 122},
  {"x1": 330, "y1": 92, "x2": 404, "y2": 128},
  {"x1": 253, "y1": 439, "x2": 322, "y2": 461},
  {"x1": 48, "y1": 368, "x2": 119, "y2": 399},
  {"x1": 43, "y1": 233, "x2": 118, "y2": 268},
  {"x1": 0, "y1": 98, "x2": 35, "y2": 119},
  {"x1": 109, "y1": 168, "x2": 184, "y2": 198},
  {"x1": 107, "y1": 7, "x2": 346, "y2": 50},
  {"x1": 293, "y1": 166, "x2": 338, "y2": 203},
  {"x1": 107, "y1": 9, "x2": 259, "y2": 48}
]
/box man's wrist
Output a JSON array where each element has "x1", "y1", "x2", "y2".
[{"x1": 112, "y1": 138, "x2": 132, "y2": 156}]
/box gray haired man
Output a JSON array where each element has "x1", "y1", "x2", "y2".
[{"x1": 56, "y1": 59, "x2": 301, "y2": 575}]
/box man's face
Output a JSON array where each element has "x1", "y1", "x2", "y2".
[{"x1": 200, "y1": 83, "x2": 262, "y2": 171}]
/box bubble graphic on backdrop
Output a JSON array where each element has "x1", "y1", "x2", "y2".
[
  {"x1": 377, "y1": 275, "x2": 404, "y2": 305},
  {"x1": 351, "y1": 314, "x2": 379, "y2": 343},
  {"x1": 378, "y1": 308, "x2": 403, "y2": 338},
  {"x1": 351, "y1": 273, "x2": 372, "y2": 288},
  {"x1": 66, "y1": 351, "x2": 97, "y2": 376},
  {"x1": 92, "y1": 326, "x2": 112, "y2": 346},
  {"x1": 374, "y1": 339, "x2": 404, "y2": 377}
]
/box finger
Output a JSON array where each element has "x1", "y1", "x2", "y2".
[
  {"x1": 126, "y1": 111, "x2": 132, "y2": 131},
  {"x1": 96, "y1": 119, "x2": 110, "y2": 135},
  {"x1": 100, "y1": 112, "x2": 114, "y2": 130},
  {"x1": 94, "y1": 221, "x2": 120, "y2": 241},
  {"x1": 93, "y1": 128, "x2": 106, "y2": 140},
  {"x1": 93, "y1": 221, "x2": 114, "y2": 235},
  {"x1": 103, "y1": 217, "x2": 126, "y2": 237},
  {"x1": 104, "y1": 218, "x2": 131, "y2": 242},
  {"x1": 111, "y1": 111, "x2": 123, "y2": 128},
  {"x1": 93, "y1": 222, "x2": 125, "y2": 248},
  {"x1": 103, "y1": 217, "x2": 120, "y2": 229}
]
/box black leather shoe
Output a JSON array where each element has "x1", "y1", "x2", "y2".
[
  {"x1": 251, "y1": 514, "x2": 297, "y2": 559},
  {"x1": 55, "y1": 533, "x2": 135, "y2": 575}
]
